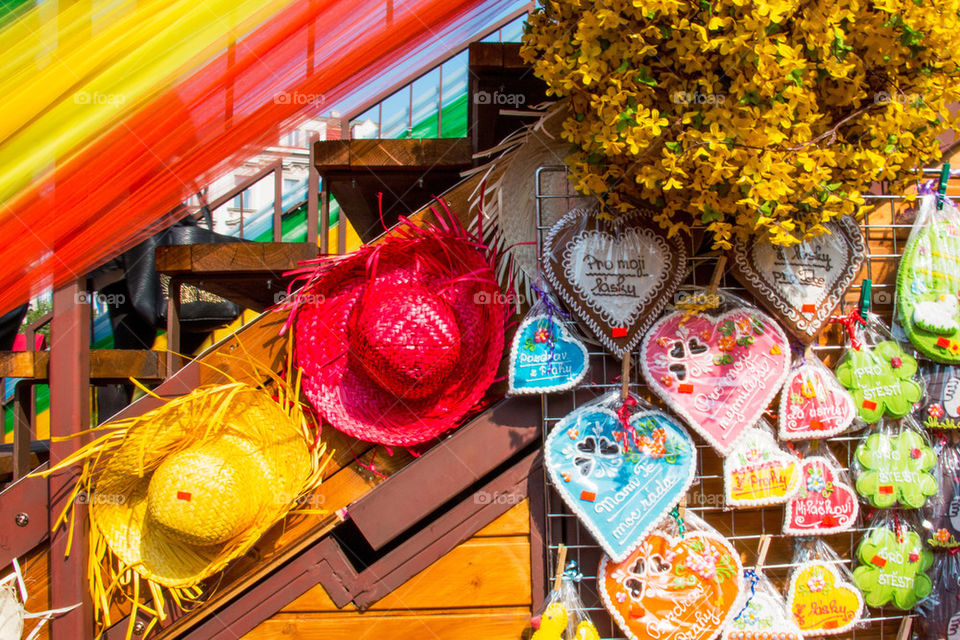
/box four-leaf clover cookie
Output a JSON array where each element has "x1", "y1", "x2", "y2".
[
  {"x1": 835, "y1": 340, "x2": 922, "y2": 422},
  {"x1": 854, "y1": 430, "x2": 937, "y2": 508},
  {"x1": 853, "y1": 526, "x2": 933, "y2": 609}
]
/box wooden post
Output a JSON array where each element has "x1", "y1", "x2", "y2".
[
  {"x1": 48, "y1": 280, "x2": 92, "y2": 638},
  {"x1": 307, "y1": 133, "x2": 320, "y2": 247},
  {"x1": 12, "y1": 381, "x2": 32, "y2": 481}
]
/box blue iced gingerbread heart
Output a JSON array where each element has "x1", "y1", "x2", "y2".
[
  {"x1": 544, "y1": 405, "x2": 696, "y2": 562},
  {"x1": 508, "y1": 314, "x2": 588, "y2": 394}
]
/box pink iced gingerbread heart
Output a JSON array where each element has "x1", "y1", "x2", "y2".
[
  {"x1": 779, "y1": 360, "x2": 856, "y2": 441},
  {"x1": 641, "y1": 309, "x2": 790, "y2": 455}
]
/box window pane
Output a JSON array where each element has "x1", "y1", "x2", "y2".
[
  {"x1": 440, "y1": 50, "x2": 468, "y2": 138},
  {"x1": 380, "y1": 87, "x2": 411, "y2": 139},
  {"x1": 410, "y1": 67, "x2": 440, "y2": 138}
]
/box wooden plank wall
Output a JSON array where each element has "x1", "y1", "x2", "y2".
[{"x1": 245, "y1": 502, "x2": 533, "y2": 640}]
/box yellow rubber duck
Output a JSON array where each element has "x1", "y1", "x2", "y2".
[{"x1": 530, "y1": 602, "x2": 568, "y2": 640}]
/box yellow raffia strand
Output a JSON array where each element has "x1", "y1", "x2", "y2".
[{"x1": 521, "y1": 0, "x2": 960, "y2": 247}]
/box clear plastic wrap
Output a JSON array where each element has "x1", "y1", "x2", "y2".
[
  {"x1": 778, "y1": 350, "x2": 856, "y2": 441},
  {"x1": 786, "y1": 538, "x2": 865, "y2": 636},
  {"x1": 528, "y1": 564, "x2": 601, "y2": 640},
  {"x1": 896, "y1": 192, "x2": 960, "y2": 364},
  {"x1": 913, "y1": 361, "x2": 960, "y2": 430},
  {"x1": 639, "y1": 288, "x2": 791, "y2": 456},
  {"x1": 723, "y1": 417, "x2": 802, "y2": 509},
  {"x1": 852, "y1": 509, "x2": 933, "y2": 610},
  {"x1": 722, "y1": 568, "x2": 803, "y2": 640},
  {"x1": 508, "y1": 279, "x2": 590, "y2": 395},
  {"x1": 782, "y1": 441, "x2": 859, "y2": 536},
  {"x1": 543, "y1": 390, "x2": 697, "y2": 562},
  {"x1": 922, "y1": 434, "x2": 960, "y2": 549},
  {"x1": 834, "y1": 311, "x2": 924, "y2": 424},
  {"x1": 917, "y1": 552, "x2": 960, "y2": 639},
  {"x1": 853, "y1": 416, "x2": 939, "y2": 509},
  {"x1": 598, "y1": 510, "x2": 744, "y2": 640}
]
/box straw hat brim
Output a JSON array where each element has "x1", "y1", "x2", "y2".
[
  {"x1": 295, "y1": 233, "x2": 506, "y2": 446},
  {"x1": 91, "y1": 385, "x2": 313, "y2": 588}
]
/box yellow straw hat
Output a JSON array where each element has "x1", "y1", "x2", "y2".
[{"x1": 44, "y1": 374, "x2": 328, "y2": 637}]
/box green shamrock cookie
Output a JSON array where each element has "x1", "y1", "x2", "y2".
[
  {"x1": 854, "y1": 430, "x2": 937, "y2": 508},
  {"x1": 853, "y1": 526, "x2": 933, "y2": 609},
  {"x1": 835, "y1": 340, "x2": 922, "y2": 422}
]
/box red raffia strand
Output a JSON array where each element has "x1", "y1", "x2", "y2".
[
  {"x1": 615, "y1": 396, "x2": 640, "y2": 452},
  {"x1": 894, "y1": 510, "x2": 903, "y2": 544},
  {"x1": 829, "y1": 308, "x2": 867, "y2": 350},
  {"x1": 0, "y1": 0, "x2": 520, "y2": 315}
]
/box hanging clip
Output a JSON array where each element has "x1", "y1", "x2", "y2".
[
  {"x1": 859, "y1": 279, "x2": 872, "y2": 318},
  {"x1": 938, "y1": 163, "x2": 951, "y2": 211}
]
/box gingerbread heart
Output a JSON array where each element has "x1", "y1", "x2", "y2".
[
  {"x1": 779, "y1": 359, "x2": 856, "y2": 441},
  {"x1": 787, "y1": 561, "x2": 863, "y2": 635},
  {"x1": 544, "y1": 406, "x2": 696, "y2": 562},
  {"x1": 730, "y1": 217, "x2": 865, "y2": 342},
  {"x1": 783, "y1": 456, "x2": 858, "y2": 536},
  {"x1": 508, "y1": 314, "x2": 589, "y2": 394},
  {"x1": 600, "y1": 531, "x2": 743, "y2": 640},
  {"x1": 724, "y1": 427, "x2": 801, "y2": 508},
  {"x1": 722, "y1": 591, "x2": 803, "y2": 640},
  {"x1": 542, "y1": 205, "x2": 687, "y2": 358},
  {"x1": 640, "y1": 308, "x2": 790, "y2": 455}
]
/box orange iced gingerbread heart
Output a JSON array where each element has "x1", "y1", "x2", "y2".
[
  {"x1": 599, "y1": 531, "x2": 743, "y2": 640},
  {"x1": 786, "y1": 561, "x2": 863, "y2": 635}
]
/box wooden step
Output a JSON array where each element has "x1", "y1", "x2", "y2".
[{"x1": 155, "y1": 241, "x2": 318, "y2": 311}]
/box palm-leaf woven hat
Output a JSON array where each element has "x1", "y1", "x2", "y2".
[
  {"x1": 43, "y1": 370, "x2": 327, "y2": 636},
  {"x1": 285, "y1": 200, "x2": 508, "y2": 446}
]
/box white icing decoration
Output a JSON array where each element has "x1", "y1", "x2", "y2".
[
  {"x1": 785, "y1": 561, "x2": 864, "y2": 637},
  {"x1": 724, "y1": 427, "x2": 802, "y2": 508},
  {"x1": 914, "y1": 293, "x2": 960, "y2": 334},
  {"x1": 733, "y1": 217, "x2": 865, "y2": 338}
]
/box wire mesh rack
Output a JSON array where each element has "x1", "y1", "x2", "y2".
[{"x1": 532, "y1": 165, "x2": 953, "y2": 639}]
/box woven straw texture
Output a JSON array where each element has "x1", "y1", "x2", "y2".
[
  {"x1": 293, "y1": 216, "x2": 506, "y2": 446},
  {"x1": 90, "y1": 384, "x2": 314, "y2": 588}
]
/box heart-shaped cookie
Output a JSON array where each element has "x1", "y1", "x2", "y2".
[
  {"x1": 508, "y1": 314, "x2": 588, "y2": 394},
  {"x1": 724, "y1": 427, "x2": 801, "y2": 508},
  {"x1": 640, "y1": 308, "x2": 790, "y2": 455},
  {"x1": 722, "y1": 591, "x2": 803, "y2": 640},
  {"x1": 853, "y1": 525, "x2": 933, "y2": 610},
  {"x1": 783, "y1": 456, "x2": 859, "y2": 536},
  {"x1": 779, "y1": 359, "x2": 856, "y2": 441},
  {"x1": 730, "y1": 217, "x2": 865, "y2": 342},
  {"x1": 545, "y1": 406, "x2": 696, "y2": 562},
  {"x1": 787, "y1": 561, "x2": 863, "y2": 635},
  {"x1": 599, "y1": 531, "x2": 743, "y2": 640},
  {"x1": 542, "y1": 206, "x2": 687, "y2": 358}
]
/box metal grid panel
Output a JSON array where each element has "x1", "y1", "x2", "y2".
[{"x1": 533, "y1": 166, "x2": 944, "y2": 639}]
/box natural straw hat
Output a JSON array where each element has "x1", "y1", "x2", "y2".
[
  {"x1": 42, "y1": 372, "x2": 328, "y2": 637},
  {"x1": 284, "y1": 200, "x2": 508, "y2": 446}
]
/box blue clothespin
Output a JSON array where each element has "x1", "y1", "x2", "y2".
[{"x1": 938, "y1": 163, "x2": 951, "y2": 211}]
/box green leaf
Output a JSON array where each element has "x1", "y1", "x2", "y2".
[
  {"x1": 634, "y1": 65, "x2": 658, "y2": 87},
  {"x1": 616, "y1": 58, "x2": 630, "y2": 73},
  {"x1": 665, "y1": 141, "x2": 682, "y2": 153}
]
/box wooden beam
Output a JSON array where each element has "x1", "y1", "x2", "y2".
[
  {"x1": 347, "y1": 396, "x2": 540, "y2": 551},
  {"x1": 155, "y1": 242, "x2": 317, "y2": 276},
  {"x1": 313, "y1": 138, "x2": 472, "y2": 171},
  {"x1": 48, "y1": 281, "x2": 93, "y2": 638},
  {"x1": 0, "y1": 350, "x2": 167, "y2": 383}
]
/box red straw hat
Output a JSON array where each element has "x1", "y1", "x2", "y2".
[{"x1": 285, "y1": 204, "x2": 507, "y2": 446}]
